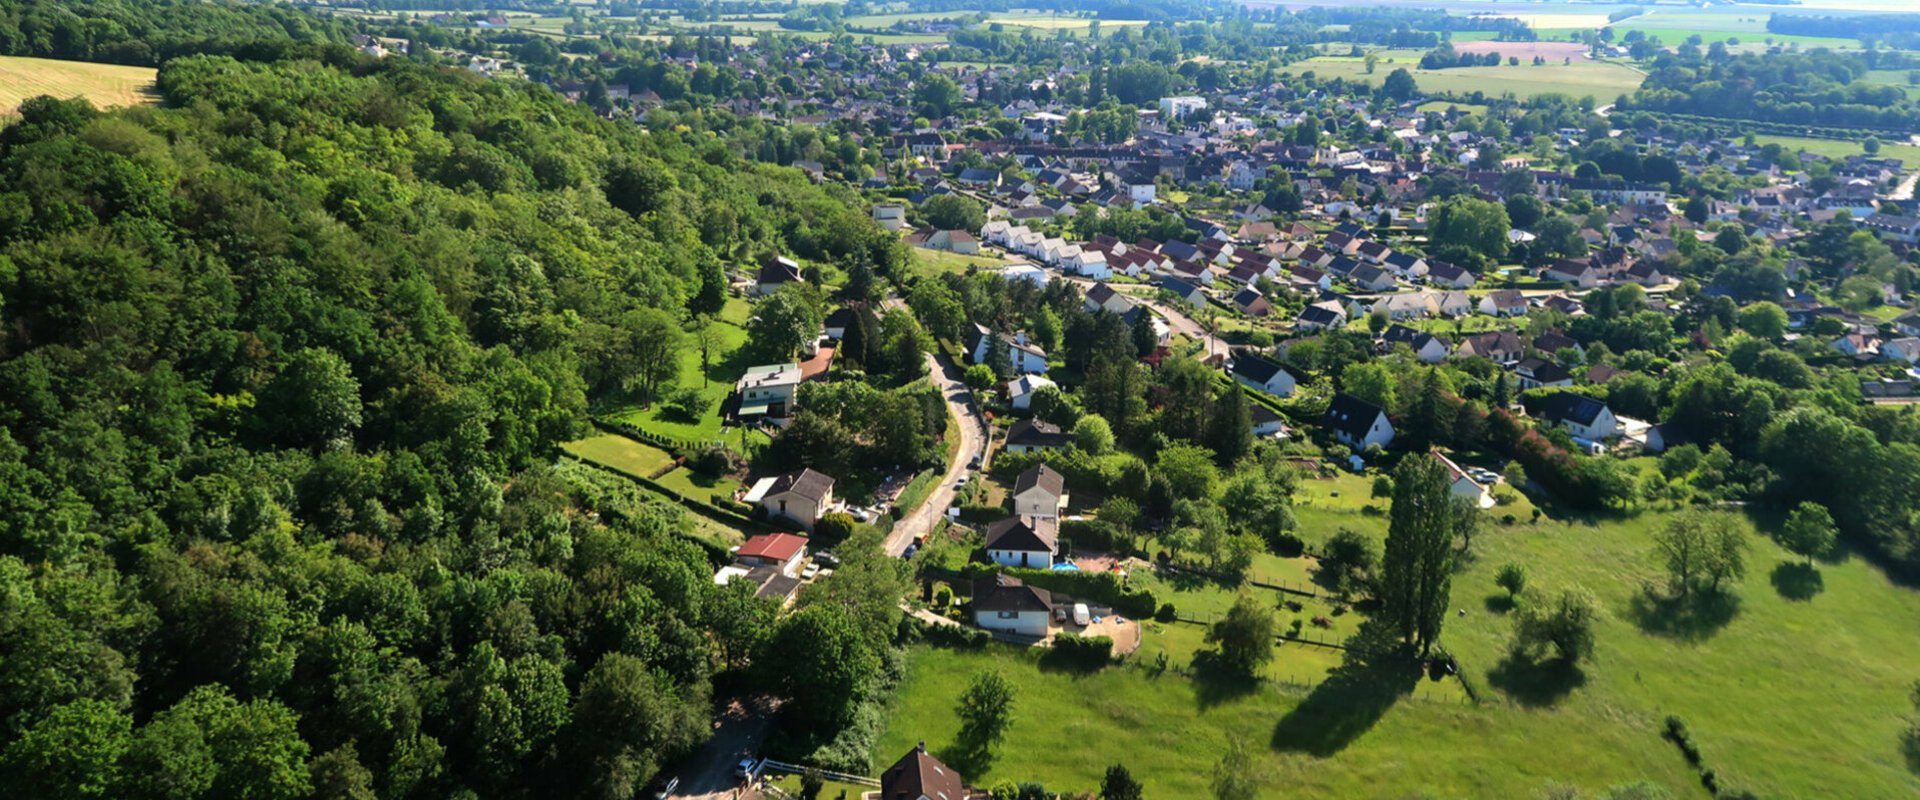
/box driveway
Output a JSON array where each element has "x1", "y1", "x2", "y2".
[
  {"x1": 884, "y1": 349, "x2": 987, "y2": 557},
  {"x1": 668, "y1": 697, "x2": 777, "y2": 799}
]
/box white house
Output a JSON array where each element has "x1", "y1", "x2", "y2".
[
  {"x1": 1012, "y1": 464, "x2": 1067, "y2": 519},
  {"x1": 734, "y1": 533, "x2": 808, "y2": 577},
  {"x1": 1381, "y1": 324, "x2": 1450, "y2": 363},
  {"x1": 1006, "y1": 374, "x2": 1058, "y2": 410},
  {"x1": 1478, "y1": 289, "x2": 1528, "y2": 317},
  {"x1": 1540, "y1": 392, "x2": 1619, "y2": 441},
  {"x1": 1231, "y1": 356, "x2": 1296, "y2": 397},
  {"x1": 872, "y1": 204, "x2": 908, "y2": 231},
  {"x1": 734, "y1": 363, "x2": 802, "y2": 421},
  {"x1": 972, "y1": 573, "x2": 1054, "y2": 636},
  {"x1": 1325, "y1": 392, "x2": 1394, "y2": 450},
  {"x1": 1430, "y1": 450, "x2": 1491, "y2": 508}
]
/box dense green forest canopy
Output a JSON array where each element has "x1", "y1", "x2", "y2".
[
  {"x1": 0, "y1": 47, "x2": 904, "y2": 799},
  {"x1": 0, "y1": 0, "x2": 361, "y2": 66}
]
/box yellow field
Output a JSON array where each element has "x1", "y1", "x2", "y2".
[{"x1": 0, "y1": 55, "x2": 157, "y2": 116}]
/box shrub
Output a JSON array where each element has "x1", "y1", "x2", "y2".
[
  {"x1": 934, "y1": 586, "x2": 954, "y2": 608},
  {"x1": 1050, "y1": 632, "x2": 1113, "y2": 666},
  {"x1": 1155, "y1": 603, "x2": 1177, "y2": 622},
  {"x1": 688, "y1": 444, "x2": 734, "y2": 476},
  {"x1": 1371, "y1": 475, "x2": 1393, "y2": 497}
]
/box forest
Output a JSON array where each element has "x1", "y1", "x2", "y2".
[
  {"x1": 1622, "y1": 50, "x2": 1920, "y2": 133},
  {"x1": 0, "y1": 41, "x2": 907, "y2": 799}
]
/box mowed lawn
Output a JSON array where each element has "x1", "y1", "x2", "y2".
[
  {"x1": 1296, "y1": 55, "x2": 1644, "y2": 101},
  {"x1": 561, "y1": 434, "x2": 678, "y2": 476},
  {"x1": 883, "y1": 491, "x2": 1920, "y2": 797},
  {"x1": 0, "y1": 55, "x2": 158, "y2": 115}
]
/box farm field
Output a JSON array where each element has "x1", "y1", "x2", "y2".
[
  {"x1": 0, "y1": 55, "x2": 158, "y2": 115},
  {"x1": 882, "y1": 497, "x2": 1920, "y2": 797},
  {"x1": 1749, "y1": 135, "x2": 1920, "y2": 169},
  {"x1": 1295, "y1": 55, "x2": 1643, "y2": 101}
]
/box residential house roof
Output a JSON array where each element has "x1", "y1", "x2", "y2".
[
  {"x1": 1324, "y1": 392, "x2": 1387, "y2": 442},
  {"x1": 880, "y1": 743, "x2": 968, "y2": 800},
  {"x1": 984, "y1": 517, "x2": 1058, "y2": 554},
  {"x1": 765, "y1": 468, "x2": 834, "y2": 502},
  {"x1": 738, "y1": 533, "x2": 808, "y2": 563},
  {"x1": 1233, "y1": 355, "x2": 1290, "y2": 386},
  {"x1": 1013, "y1": 464, "x2": 1065, "y2": 498},
  {"x1": 1006, "y1": 419, "x2": 1073, "y2": 449},
  {"x1": 1540, "y1": 391, "x2": 1610, "y2": 426},
  {"x1": 1517, "y1": 356, "x2": 1575, "y2": 385},
  {"x1": 971, "y1": 572, "x2": 1055, "y2": 613}
]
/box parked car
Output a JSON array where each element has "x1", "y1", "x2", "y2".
[
  {"x1": 802, "y1": 563, "x2": 821, "y2": 580},
  {"x1": 735, "y1": 759, "x2": 756, "y2": 780}
]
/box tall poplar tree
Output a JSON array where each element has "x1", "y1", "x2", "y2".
[{"x1": 1381, "y1": 454, "x2": 1455, "y2": 655}]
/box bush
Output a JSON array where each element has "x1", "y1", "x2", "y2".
[
  {"x1": 1059, "y1": 518, "x2": 1118, "y2": 552},
  {"x1": 1371, "y1": 475, "x2": 1393, "y2": 497},
  {"x1": 920, "y1": 617, "x2": 991, "y2": 648},
  {"x1": 1155, "y1": 603, "x2": 1177, "y2": 622},
  {"x1": 1050, "y1": 632, "x2": 1113, "y2": 666},
  {"x1": 688, "y1": 444, "x2": 734, "y2": 476},
  {"x1": 933, "y1": 585, "x2": 953, "y2": 608}
]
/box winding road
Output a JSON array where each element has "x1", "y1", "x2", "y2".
[{"x1": 883, "y1": 349, "x2": 988, "y2": 557}]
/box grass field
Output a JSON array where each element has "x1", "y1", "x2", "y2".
[
  {"x1": 607, "y1": 297, "x2": 752, "y2": 442},
  {"x1": 0, "y1": 55, "x2": 158, "y2": 116},
  {"x1": 560, "y1": 434, "x2": 678, "y2": 477},
  {"x1": 912, "y1": 246, "x2": 1015, "y2": 277},
  {"x1": 1295, "y1": 55, "x2": 1643, "y2": 101},
  {"x1": 1750, "y1": 135, "x2": 1920, "y2": 170},
  {"x1": 881, "y1": 478, "x2": 1920, "y2": 797}
]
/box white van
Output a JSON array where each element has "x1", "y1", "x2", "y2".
[{"x1": 1072, "y1": 603, "x2": 1091, "y2": 626}]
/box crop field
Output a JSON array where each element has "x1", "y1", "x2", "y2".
[
  {"x1": 0, "y1": 55, "x2": 157, "y2": 116},
  {"x1": 1451, "y1": 40, "x2": 1591, "y2": 60},
  {"x1": 1295, "y1": 55, "x2": 1644, "y2": 101}
]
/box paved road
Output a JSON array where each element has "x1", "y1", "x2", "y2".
[
  {"x1": 883, "y1": 349, "x2": 988, "y2": 557},
  {"x1": 670, "y1": 698, "x2": 777, "y2": 800}
]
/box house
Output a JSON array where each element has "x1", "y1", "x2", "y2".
[
  {"x1": 965, "y1": 324, "x2": 1048, "y2": 374},
  {"x1": 1381, "y1": 324, "x2": 1449, "y2": 363},
  {"x1": 1542, "y1": 260, "x2": 1599, "y2": 289},
  {"x1": 1325, "y1": 392, "x2": 1394, "y2": 450},
  {"x1": 735, "y1": 363, "x2": 803, "y2": 420},
  {"x1": 1232, "y1": 287, "x2": 1273, "y2": 317},
  {"x1": 1539, "y1": 391, "x2": 1619, "y2": 441},
  {"x1": 824, "y1": 307, "x2": 854, "y2": 340},
  {"x1": 1425, "y1": 260, "x2": 1476, "y2": 289},
  {"x1": 1453, "y1": 331, "x2": 1523, "y2": 365},
  {"x1": 1515, "y1": 356, "x2": 1575, "y2": 389},
  {"x1": 1348, "y1": 263, "x2": 1397, "y2": 292},
  {"x1": 1232, "y1": 355, "x2": 1297, "y2": 397},
  {"x1": 1159, "y1": 277, "x2": 1209, "y2": 309},
  {"x1": 984, "y1": 517, "x2": 1058, "y2": 569},
  {"x1": 880, "y1": 743, "x2": 970, "y2": 800},
  {"x1": 1373, "y1": 292, "x2": 1437, "y2": 320},
  {"x1": 1006, "y1": 374, "x2": 1058, "y2": 411},
  {"x1": 873, "y1": 204, "x2": 908, "y2": 231},
  {"x1": 1542, "y1": 295, "x2": 1584, "y2": 316},
  {"x1": 1832, "y1": 333, "x2": 1881, "y2": 357},
  {"x1": 755, "y1": 257, "x2": 804, "y2": 296},
  {"x1": 1894, "y1": 312, "x2": 1920, "y2": 338},
  {"x1": 1434, "y1": 290, "x2": 1474, "y2": 318},
  {"x1": 1012, "y1": 464, "x2": 1067, "y2": 519},
  {"x1": 1296, "y1": 301, "x2": 1348, "y2": 330},
  {"x1": 1431, "y1": 449, "x2": 1489, "y2": 507},
  {"x1": 1004, "y1": 419, "x2": 1072, "y2": 453},
  {"x1": 1534, "y1": 330, "x2": 1582, "y2": 357},
  {"x1": 905, "y1": 228, "x2": 980, "y2": 254},
  {"x1": 1251, "y1": 404, "x2": 1288, "y2": 438},
  {"x1": 744, "y1": 468, "x2": 836, "y2": 532},
  {"x1": 1083, "y1": 282, "x2": 1135, "y2": 315},
  {"x1": 1479, "y1": 289, "x2": 1528, "y2": 317},
  {"x1": 972, "y1": 573, "x2": 1054, "y2": 636},
  {"x1": 735, "y1": 533, "x2": 808, "y2": 577},
  {"x1": 1882, "y1": 337, "x2": 1920, "y2": 365},
  {"x1": 713, "y1": 564, "x2": 802, "y2": 605}
]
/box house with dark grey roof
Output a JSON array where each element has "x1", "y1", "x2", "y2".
[
  {"x1": 1012, "y1": 464, "x2": 1067, "y2": 518},
  {"x1": 1159, "y1": 276, "x2": 1208, "y2": 309},
  {"x1": 1515, "y1": 356, "x2": 1575, "y2": 390},
  {"x1": 1005, "y1": 419, "x2": 1072, "y2": 453},
  {"x1": 1538, "y1": 391, "x2": 1618, "y2": 441},
  {"x1": 1380, "y1": 324, "x2": 1449, "y2": 363},
  {"x1": 743, "y1": 468, "x2": 837, "y2": 532},
  {"x1": 1232, "y1": 287, "x2": 1273, "y2": 316},
  {"x1": 1232, "y1": 355, "x2": 1297, "y2": 397},
  {"x1": 1324, "y1": 392, "x2": 1393, "y2": 449},
  {"x1": 1456, "y1": 330, "x2": 1524, "y2": 365},
  {"x1": 1296, "y1": 301, "x2": 1348, "y2": 330},
  {"x1": 984, "y1": 516, "x2": 1058, "y2": 569},
  {"x1": 755, "y1": 256, "x2": 803, "y2": 296},
  {"x1": 972, "y1": 573, "x2": 1055, "y2": 636}
]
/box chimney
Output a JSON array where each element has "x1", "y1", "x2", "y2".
[{"x1": 917, "y1": 741, "x2": 927, "y2": 753}]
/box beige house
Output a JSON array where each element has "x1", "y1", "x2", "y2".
[
  {"x1": 734, "y1": 363, "x2": 801, "y2": 421},
  {"x1": 744, "y1": 468, "x2": 836, "y2": 532},
  {"x1": 1012, "y1": 464, "x2": 1067, "y2": 518}
]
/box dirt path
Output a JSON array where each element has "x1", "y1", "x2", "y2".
[{"x1": 883, "y1": 349, "x2": 988, "y2": 557}]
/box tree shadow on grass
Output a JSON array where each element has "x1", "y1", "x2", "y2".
[
  {"x1": 936, "y1": 732, "x2": 995, "y2": 782},
  {"x1": 1483, "y1": 594, "x2": 1516, "y2": 614},
  {"x1": 1485, "y1": 652, "x2": 1587, "y2": 708},
  {"x1": 1769, "y1": 561, "x2": 1825, "y2": 601},
  {"x1": 1269, "y1": 622, "x2": 1422, "y2": 757},
  {"x1": 1189, "y1": 650, "x2": 1262, "y2": 710},
  {"x1": 1625, "y1": 588, "x2": 1741, "y2": 642},
  {"x1": 1903, "y1": 727, "x2": 1920, "y2": 776}
]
